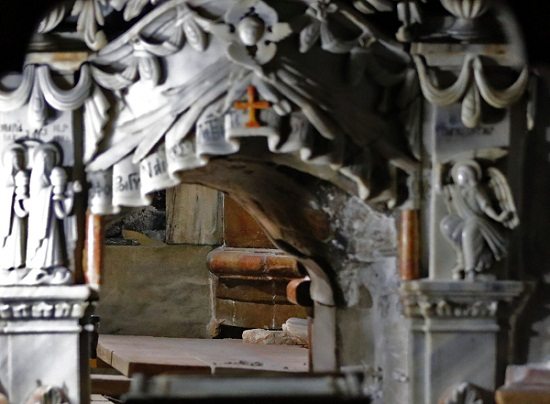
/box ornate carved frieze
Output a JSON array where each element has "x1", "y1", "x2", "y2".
[
  {"x1": 0, "y1": 301, "x2": 87, "y2": 321},
  {"x1": 400, "y1": 280, "x2": 529, "y2": 320},
  {"x1": 405, "y1": 298, "x2": 498, "y2": 319},
  {"x1": 0, "y1": 285, "x2": 93, "y2": 322}
]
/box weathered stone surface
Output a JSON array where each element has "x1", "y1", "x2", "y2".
[
  {"x1": 96, "y1": 244, "x2": 213, "y2": 338},
  {"x1": 242, "y1": 329, "x2": 308, "y2": 347}
]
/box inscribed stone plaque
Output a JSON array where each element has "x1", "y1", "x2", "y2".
[
  {"x1": 433, "y1": 105, "x2": 509, "y2": 162},
  {"x1": 0, "y1": 108, "x2": 75, "y2": 165}
]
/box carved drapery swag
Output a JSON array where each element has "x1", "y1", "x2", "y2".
[{"x1": 414, "y1": 55, "x2": 529, "y2": 128}]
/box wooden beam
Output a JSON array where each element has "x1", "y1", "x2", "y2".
[{"x1": 166, "y1": 184, "x2": 223, "y2": 245}]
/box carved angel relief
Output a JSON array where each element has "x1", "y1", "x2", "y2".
[
  {"x1": 440, "y1": 160, "x2": 518, "y2": 280},
  {"x1": 0, "y1": 142, "x2": 80, "y2": 286}
]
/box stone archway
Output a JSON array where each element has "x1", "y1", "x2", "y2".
[{"x1": 0, "y1": 0, "x2": 535, "y2": 403}]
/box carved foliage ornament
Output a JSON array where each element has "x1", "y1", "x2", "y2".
[
  {"x1": 39, "y1": 0, "x2": 158, "y2": 50},
  {"x1": 414, "y1": 55, "x2": 528, "y2": 128}
]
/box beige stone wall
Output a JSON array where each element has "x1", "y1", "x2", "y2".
[
  {"x1": 96, "y1": 183, "x2": 223, "y2": 338},
  {"x1": 96, "y1": 244, "x2": 214, "y2": 338}
]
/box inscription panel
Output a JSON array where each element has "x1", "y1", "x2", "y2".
[{"x1": 0, "y1": 108, "x2": 75, "y2": 165}]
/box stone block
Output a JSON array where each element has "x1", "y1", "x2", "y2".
[{"x1": 96, "y1": 244, "x2": 213, "y2": 338}]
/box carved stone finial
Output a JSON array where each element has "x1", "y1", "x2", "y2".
[{"x1": 440, "y1": 0, "x2": 492, "y2": 40}]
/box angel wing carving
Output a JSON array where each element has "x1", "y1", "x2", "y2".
[{"x1": 487, "y1": 167, "x2": 519, "y2": 229}]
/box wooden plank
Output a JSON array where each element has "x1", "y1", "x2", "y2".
[
  {"x1": 223, "y1": 196, "x2": 273, "y2": 248},
  {"x1": 91, "y1": 374, "x2": 131, "y2": 396},
  {"x1": 166, "y1": 184, "x2": 223, "y2": 245},
  {"x1": 97, "y1": 335, "x2": 308, "y2": 377}
]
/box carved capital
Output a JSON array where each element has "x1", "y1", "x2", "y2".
[{"x1": 400, "y1": 280, "x2": 531, "y2": 320}]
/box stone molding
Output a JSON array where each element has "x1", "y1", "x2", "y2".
[
  {"x1": 0, "y1": 286, "x2": 96, "y2": 321},
  {"x1": 400, "y1": 280, "x2": 530, "y2": 319},
  {"x1": 0, "y1": 301, "x2": 88, "y2": 321}
]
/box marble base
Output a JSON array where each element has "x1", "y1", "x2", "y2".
[
  {"x1": 400, "y1": 280, "x2": 532, "y2": 404},
  {"x1": 0, "y1": 286, "x2": 96, "y2": 404}
]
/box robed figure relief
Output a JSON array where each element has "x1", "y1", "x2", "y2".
[
  {"x1": 440, "y1": 160, "x2": 519, "y2": 280},
  {"x1": 0, "y1": 144, "x2": 29, "y2": 284},
  {"x1": 24, "y1": 143, "x2": 80, "y2": 285}
]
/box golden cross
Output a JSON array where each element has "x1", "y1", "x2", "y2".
[{"x1": 233, "y1": 86, "x2": 270, "y2": 128}]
